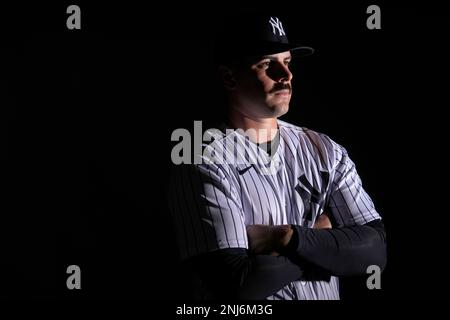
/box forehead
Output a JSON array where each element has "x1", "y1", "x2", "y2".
[
  {"x1": 257, "y1": 51, "x2": 292, "y2": 61},
  {"x1": 243, "y1": 51, "x2": 292, "y2": 66},
  {"x1": 225, "y1": 51, "x2": 292, "y2": 71}
]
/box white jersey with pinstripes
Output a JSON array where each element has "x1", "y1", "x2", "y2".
[{"x1": 168, "y1": 119, "x2": 381, "y2": 300}]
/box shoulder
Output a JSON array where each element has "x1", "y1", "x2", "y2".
[
  {"x1": 278, "y1": 119, "x2": 325, "y2": 141},
  {"x1": 187, "y1": 126, "x2": 240, "y2": 178},
  {"x1": 277, "y1": 119, "x2": 347, "y2": 168},
  {"x1": 277, "y1": 119, "x2": 339, "y2": 151},
  {"x1": 201, "y1": 126, "x2": 241, "y2": 162}
]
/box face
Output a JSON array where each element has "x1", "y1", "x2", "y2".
[{"x1": 229, "y1": 51, "x2": 293, "y2": 119}]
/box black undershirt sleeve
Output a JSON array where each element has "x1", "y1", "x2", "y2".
[
  {"x1": 183, "y1": 248, "x2": 305, "y2": 300},
  {"x1": 283, "y1": 219, "x2": 387, "y2": 277},
  {"x1": 181, "y1": 220, "x2": 386, "y2": 299}
]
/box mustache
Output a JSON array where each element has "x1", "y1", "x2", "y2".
[{"x1": 269, "y1": 83, "x2": 292, "y2": 94}]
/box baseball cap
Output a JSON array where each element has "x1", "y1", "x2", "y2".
[{"x1": 214, "y1": 14, "x2": 314, "y2": 63}]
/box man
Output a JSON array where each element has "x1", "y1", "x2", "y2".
[{"x1": 168, "y1": 14, "x2": 386, "y2": 300}]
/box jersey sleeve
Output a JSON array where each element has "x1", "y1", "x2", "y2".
[
  {"x1": 326, "y1": 143, "x2": 381, "y2": 227},
  {"x1": 168, "y1": 161, "x2": 248, "y2": 261}
]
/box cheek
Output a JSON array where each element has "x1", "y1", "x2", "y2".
[
  {"x1": 258, "y1": 75, "x2": 274, "y2": 93},
  {"x1": 240, "y1": 79, "x2": 265, "y2": 96},
  {"x1": 247, "y1": 75, "x2": 270, "y2": 94},
  {"x1": 237, "y1": 73, "x2": 273, "y2": 98}
]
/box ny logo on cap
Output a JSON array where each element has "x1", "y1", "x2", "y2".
[{"x1": 269, "y1": 17, "x2": 286, "y2": 37}]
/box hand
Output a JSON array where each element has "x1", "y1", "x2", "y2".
[
  {"x1": 246, "y1": 214, "x2": 332, "y2": 255},
  {"x1": 246, "y1": 224, "x2": 293, "y2": 255},
  {"x1": 313, "y1": 213, "x2": 332, "y2": 229}
]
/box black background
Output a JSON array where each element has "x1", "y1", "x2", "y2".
[{"x1": 3, "y1": 1, "x2": 449, "y2": 300}]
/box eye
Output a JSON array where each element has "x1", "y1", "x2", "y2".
[
  {"x1": 257, "y1": 60, "x2": 272, "y2": 69},
  {"x1": 284, "y1": 60, "x2": 291, "y2": 67}
]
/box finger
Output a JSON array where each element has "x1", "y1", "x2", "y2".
[{"x1": 314, "y1": 214, "x2": 332, "y2": 229}]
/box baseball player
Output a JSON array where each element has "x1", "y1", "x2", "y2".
[{"x1": 168, "y1": 14, "x2": 386, "y2": 300}]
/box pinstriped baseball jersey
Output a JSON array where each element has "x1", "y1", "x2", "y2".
[{"x1": 168, "y1": 119, "x2": 381, "y2": 300}]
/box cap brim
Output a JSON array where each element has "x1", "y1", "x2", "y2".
[
  {"x1": 214, "y1": 41, "x2": 314, "y2": 64},
  {"x1": 240, "y1": 42, "x2": 314, "y2": 58},
  {"x1": 290, "y1": 46, "x2": 314, "y2": 57}
]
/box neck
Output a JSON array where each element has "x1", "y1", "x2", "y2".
[{"x1": 227, "y1": 108, "x2": 278, "y2": 143}]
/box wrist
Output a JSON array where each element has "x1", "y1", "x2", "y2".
[
  {"x1": 278, "y1": 225, "x2": 299, "y2": 256},
  {"x1": 282, "y1": 225, "x2": 294, "y2": 247},
  {"x1": 273, "y1": 225, "x2": 294, "y2": 249}
]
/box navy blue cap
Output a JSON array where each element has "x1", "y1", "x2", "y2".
[{"x1": 215, "y1": 14, "x2": 314, "y2": 63}]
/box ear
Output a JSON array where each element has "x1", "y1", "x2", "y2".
[{"x1": 218, "y1": 66, "x2": 236, "y2": 90}]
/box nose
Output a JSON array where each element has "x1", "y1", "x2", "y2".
[{"x1": 270, "y1": 62, "x2": 293, "y2": 83}]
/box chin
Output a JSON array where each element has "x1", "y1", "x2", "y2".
[{"x1": 270, "y1": 103, "x2": 289, "y2": 118}]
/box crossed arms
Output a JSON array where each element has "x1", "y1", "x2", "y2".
[{"x1": 184, "y1": 214, "x2": 386, "y2": 299}]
